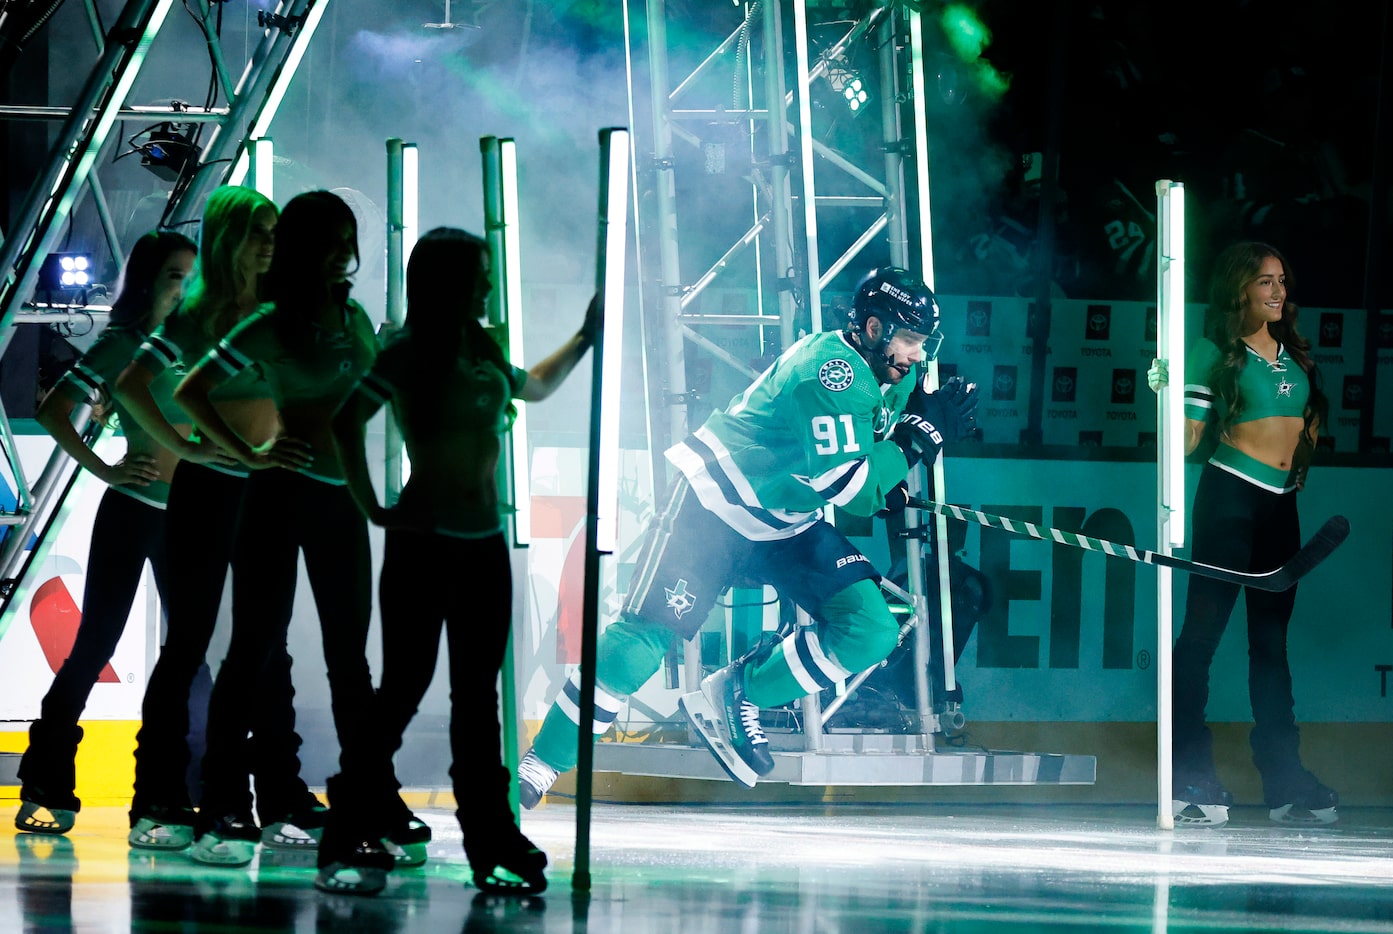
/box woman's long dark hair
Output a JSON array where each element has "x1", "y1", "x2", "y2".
[
  {"x1": 261, "y1": 190, "x2": 359, "y2": 353},
  {"x1": 1202, "y1": 241, "x2": 1329, "y2": 463},
  {"x1": 404, "y1": 227, "x2": 510, "y2": 385},
  {"x1": 109, "y1": 230, "x2": 196, "y2": 331}
]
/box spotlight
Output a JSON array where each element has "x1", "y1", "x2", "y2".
[
  {"x1": 39, "y1": 252, "x2": 97, "y2": 295},
  {"x1": 842, "y1": 77, "x2": 869, "y2": 112},
  {"x1": 139, "y1": 122, "x2": 201, "y2": 182},
  {"x1": 825, "y1": 64, "x2": 871, "y2": 115}
]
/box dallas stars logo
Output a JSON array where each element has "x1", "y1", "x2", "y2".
[
  {"x1": 819, "y1": 358, "x2": 855, "y2": 392},
  {"x1": 665, "y1": 578, "x2": 696, "y2": 619},
  {"x1": 1277, "y1": 377, "x2": 1295, "y2": 397}
]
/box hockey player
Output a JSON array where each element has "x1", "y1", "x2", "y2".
[{"x1": 517, "y1": 267, "x2": 978, "y2": 802}]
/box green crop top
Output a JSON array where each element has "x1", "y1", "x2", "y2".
[
  {"x1": 1183, "y1": 336, "x2": 1310, "y2": 425},
  {"x1": 346, "y1": 329, "x2": 526, "y2": 537},
  {"x1": 55, "y1": 323, "x2": 178, "y2": 507}
]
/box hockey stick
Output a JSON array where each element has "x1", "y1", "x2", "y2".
[{"x1": 903, "y1": 498, "x2": 1350, "y2": 592}]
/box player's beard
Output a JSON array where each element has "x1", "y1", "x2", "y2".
[{"x1": 851, "y1": 329, "x2": 903, "y2": 383}]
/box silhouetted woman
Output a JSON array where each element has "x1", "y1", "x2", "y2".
[
  {"x1": 321, "y1": 227, "x2": 594, "y2": 895},
  {"x1": 117, "y1": 186, "x2": 318, "y2": 852},
  {"x1": 16, "y1": 230, "x2": 194, "y2": 836},
  {"x1": 174, "y1": 190, "x2": 379, "y2": 867}
]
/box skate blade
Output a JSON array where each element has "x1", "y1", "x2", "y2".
[
  {"x1": 678, "y1": 691, "x2": 758, "y2": 788},
  {"x1": 1171, "y1": 801, "x2": 1229, "y2": 827},
  {"x1": 1269, "y1": 804, "x2": 1339, "y2": 826}
]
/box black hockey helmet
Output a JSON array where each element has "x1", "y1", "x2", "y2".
[{"x1": 849, "y1": 267, "x2": 944, "y2": 360}]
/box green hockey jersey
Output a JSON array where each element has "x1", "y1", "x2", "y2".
[{"x1": 667, "y1": 329, "x2": 915, "y2": 541}]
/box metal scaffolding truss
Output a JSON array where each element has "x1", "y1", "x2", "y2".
[
  {"x1": 604, "y1": 0, "x2": 1095, "y2": 787},
  {"x1": 639, "y1": 0, "x2": 911, "y2": 455},
  {"x1": 0, "y1": 0, "x2": 329, "y2": 614}
]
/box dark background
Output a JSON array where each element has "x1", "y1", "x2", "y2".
[{"x1": 2, "y1": 0, "x2": 1390, "y2": 389}]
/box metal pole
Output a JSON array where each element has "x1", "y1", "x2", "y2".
[
  {"x1": 0, "y1": 0, "x2": 171, "y2": 326},
  {"x1": 576, "y1": 126, "x2": 631, "y2": 893},
  {"x1": 644, "y1": 0, "x2": 689, "y2": 482},
  {"x1": 480, "y1": 134, "x2": 529, "y2": 822}
]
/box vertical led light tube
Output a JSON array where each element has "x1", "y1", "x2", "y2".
[
  {"x1": 402, "y1": 142, "x2": 419, "y2": 272},
  {"x1": 790, "y1": 0, "x2": 823, "y2": 331},
  {"x1": 249, "y1": 137, "x2": 274, "y2": 200},
  {"x1": 385, "y1": 138, "x2": 406, "y2": 328},
  {"x1": 1154, "y1": 178, "x2": 1186, "y2": 831},
  {"x1": 595, "y1": 129, "x2": 630, "y2": 554},
  {"x1": 909, "y1": 9, "x2": 957, "y2": 707},
  {"x1": 1158, "y1": 181, "x2": 1187, "y2": 545},
  {"x1": 383, "y1": 138, "x2": 416, "y2": 504},
  {"x1": 229, "y1": 0, "x2": 331, "y2": 185},
  {"x1": 499, "y1": 139, "x2": 530, "y2": 546},
  {"x1": 908, "y1": 11, "x2": 936, "y2": 291}
]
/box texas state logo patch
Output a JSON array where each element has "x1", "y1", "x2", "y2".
[{"x1": 819, "y1": 358, "x2": 855, "y2": 392}]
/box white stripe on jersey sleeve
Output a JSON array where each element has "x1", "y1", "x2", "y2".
[
  {"x1": 799, "y1": 456, "x2": 871, "y2": 507},
  {"x1": 357, "y1": 371, "x2": 395, "y2": 406},
  {"x1": 209, "y1": 340, "x2": 253, "y2": 374},
  {"x1": 667, "y1": 437, "x2": 818, "y2": 541},
  {"x1": 136, "y1": 333, "x2": 181, "y2": 369},
  {"x1": 64, "y1": 364, "x2": 105, "y2": 403}
]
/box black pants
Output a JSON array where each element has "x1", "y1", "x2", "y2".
[
  {"x1": 198, "y1": 469, "x2": 374, "y2": 824},
  {"x1": 383, "y1": 531, "x2": 514, "y2": 829},
  {"x1": 1173, "y1": 464, "x2": 1304, "y2": 799},
  {"x1": 19, "y1": 488, "x2": 168, "y2": 803},
  {"x1": 130, "y1": 461, "x2": 307, "y2": 823},
  {"x1": 327, "y1": 530, "x2": 513, "y2": 845}
]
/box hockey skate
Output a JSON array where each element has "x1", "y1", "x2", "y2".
[
  {"x1": 1268, "y1": 771, "x2": 1339, "y2": 826},
  {"x1": 190, "y1": 813, "x2": 261, "y2": 867},
  {"x1": 463, "y1": 823, "x2": 548, "y2": 896},
  {"x1": 1172, "y1": 777, "x2": 1233, "y2": 827},
  {"x1": 128, "y1": 805, "x2": 197, "y2": 850},
  {"x1": 15, "y1": 789, "x2": 78, "y2": 836},
  {"x1": 678, "y1": 664, "x2": 774, "y2": 789},
  {"x1": 15, "y1": 725, "x2": 83, "y2": 835},
  {"x1": 517, "y1": 750, "x2": 559, "y2": 810},
  {"x1": 262, "y1": 797, "x2": 329, "y2": 849},
  {"x1": 315, "y1": 833, "x2": 394, "y2": 896},
  {"x1": 381, "y1": 799, "x2": 432, "y2": 868}
]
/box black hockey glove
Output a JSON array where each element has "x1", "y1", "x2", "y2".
[
  {"x1": 877, "y1": 480, "x2": 911, "y2": 517},
  {"x1": 891, "y1": 375, "x2": 979, "y2": 468}
]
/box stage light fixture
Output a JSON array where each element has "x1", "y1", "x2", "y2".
[
  {"x1": 825, "y1": 65, "x2": 871, "y2": 115},
  {"x1": 139, "y1": 122, "x2": 201, "y2": 181},
  {"x1": 39, "y1": 252, "x2": 97, "y2": 293}
]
